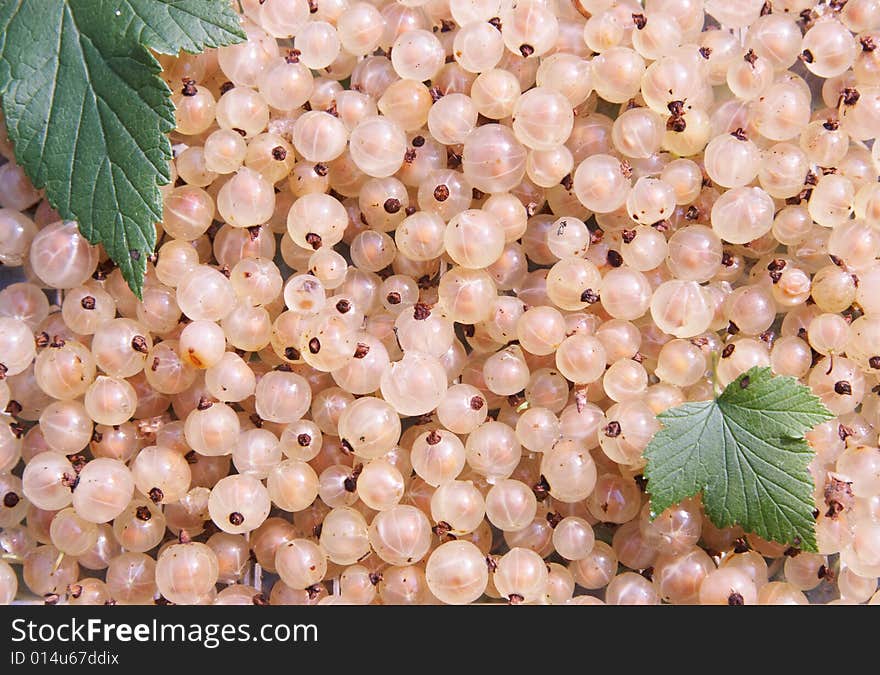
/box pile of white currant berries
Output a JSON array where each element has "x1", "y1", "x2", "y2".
[{"x1": 1, "y1": 0, "x2": 880, "y2": 606}]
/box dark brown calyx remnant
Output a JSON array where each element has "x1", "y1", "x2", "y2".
[
  {"x1": 3, "y1": 491, "x2": 20, "y2": 508},
  {"x1": 271, "y1": 146, "x2": 287, "y2": 161},
  {"x1": 68, "y1": 454, "x2": 87, "y2": 473},
  {"x1": 181, "y1": 78, "x2": 198, "y2": 96},
  {"x1": 722, "y1": 343, "x2": 736, "y2": 358},
  {"x1": 607, "y1": 250, "x2": 623, "y2": 267},
  {"x1": 136, "y1": 505, "x2": 152, "y2": 521},
  {"x1": 343, "y1": 464, "x2": 363, "y2": 493},
  {"x1": 433, "y1": 184, "x2": 450, "y2": 202},
  {"x1": 841, "y1": 87, "x2": 861, "y2": 106},
  {"x1": 834, "y1": 380, "x2": 852, "y2": 395},
  {"x1": 699, "y1": 46, "x2": 712, "y2": 59},
  {"x1": 384, "y1": 198, "x2": 401, "y2": 214},
  {"x1": 413, "y1": 302, "x2": 431, "y2": 320},
  {"x1": 432, "y1": 520, "x2": 453, "y2": 538},
  {"x1": 767, "y1": 258, "x2": 787, "y2": 273},
  {"x1": 252, "y1": 593, "x2": 270, "y2": 606},
  {"x1": 470, "y1": 396, "x2": 485, "y2": 410},
  {"x1": 731, "y1": 127, "x2": 748, "y2": 141},
  {"x1": 817, "y1": 564, "x2": 835, "y2": 582},
  {"x1": 667, "y1": 100, "x2": 685, "y2": 117},
  {"x1": 386, "y1": 291, "x2": 401, "y2": 305},
  {"x1": 197, "y1": 396, "x2": 213, "y2": 411},
  {"x1": 353, "y1": 342, "x2": 370, "y2": 359},
  {"x1": 824, "y1": 475, "x2": 854, "y2": 518},
  {"x1": 335, "y1": 299, "x2": 351, "y2": 314},
  {"x1": 580, "y1": 289, "x2": 599, "y2": 304},
  {"x1": 727, "y1": 592, "x2": 745, "y2": 605},
  {"x1": 666, "y1": 114, "x2": 686, "y2": 132},
  {"x1": 284, "y1": 346, "x2": 300, "y2": 361},
  {"x1": 369, "y1": 572, "x2": 383, "y2": 586},
  {"x1": 631, "y1": 13, "x2": 647, "y2": 29},
  {"x1": 861, "y1": 36, "x2": 876, "y2": 52},
  {"x1": 604, "y1": 421, "x2": 621, "y2": 437},
  {"x1": 546, "y1": 511, "x2": 562, "y2": 528},
  {"x1": 744, "y1": 49, "x2": 758, "y2": 66},
  {"x1": 308, "y1": 338, "x2": 321, "y2": 354},
  {"x1": 426, "y1": 430, "x2": 442, "y2": 445},
  {"x1": 81, "y1": 295, "x2": 96, "y2": 310},
  {"x1": 519, "y1": 44, "x2": 534, "y2": 57},
  {"x1": 148, "y1": 487, "x2": 164, "y2": 503},
  {"x1": 228, "y1": 512, "x2": 244, "y2": 526},
  {"x1": 305, "y1": 232, "x2": 323, "y2": 250},
  {"x1": 532, "y1": 475, "x2": 551, "y2": 501},
  {"x1": 621, "y1": 229, "x2": 636, "y2": 244},
  {"x1": 799, "y1": 49, "x2": 814, "y2": 63},
  {"x1": 131, "y1": 335, "x2": 149, "y2": 353}
]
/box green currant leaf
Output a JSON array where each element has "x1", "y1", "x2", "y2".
[
  {"x1": 644, "y1": 367, "x2": 833, "y2": 552},
  {"x1": 0, "y1": 0, "x2": 244, "y2": 296}
]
